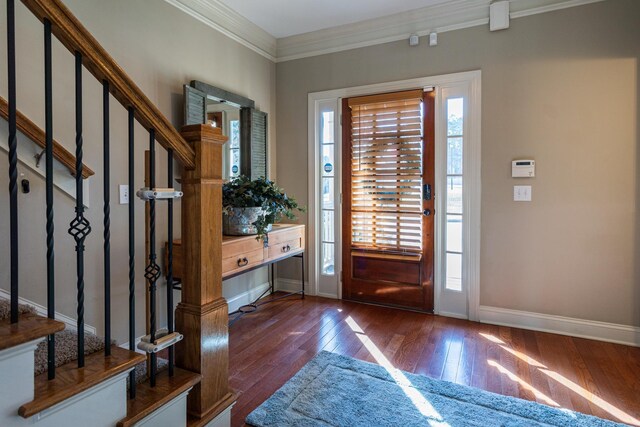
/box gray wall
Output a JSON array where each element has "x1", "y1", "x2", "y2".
[
  {"x1": 275, "y1": 0, "x2": 640, "y2": 326},
  {"x1": 0, "y1": 0, "x2": 275, "y2": 343}
]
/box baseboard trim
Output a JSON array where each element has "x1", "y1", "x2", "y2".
[
  {"x1": 0, "y1": 289, "x2": 96, "y2": 335},
  {"x1": 478, "y1": 305, "x2": 640, "y2": 347},
  {"x1": 276, "y1": 278, "x2": 309, "y2": 294},
  {"x1": 226, "y1": 281, "x2": 271, "y2": 313},
  {"x1": 437, "y1": 310, "x2": 468, "y2": 320}
]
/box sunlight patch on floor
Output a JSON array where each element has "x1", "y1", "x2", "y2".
[
  {"x1": 540, "y1": 369, "x2": 640, "y2": 426},
  {"x1": 346, "y1": 316, "x2": 451, "y2": 427},
  {"x1": 487, "y1": 360, "x2": 560, "y2": 407},
  {"x1": 480, "y1": 332, "x2": 640, "y2": 426}
]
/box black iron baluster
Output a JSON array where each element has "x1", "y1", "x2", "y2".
[
  {"x1": 145, "y1": 129, "x2": 160, "y2": 387},
  {"x1": 44, "y1": 18, "x2": 56, "y2": 379},
  {"x1": 167, "y1": 150, "x2": 174, "y2": 377},
  {"x1": 7, "y1": 0, "x2": 18, "y2": 324},
  {"x1": 68, "y1": 52, "x2": 90, "y2": 368},
  {"x1": 103, "y1": 80, "x2": 111, "y2": 356},
  {"x1": 128, "y1": 106, "x2": 136, "y2": 398}
]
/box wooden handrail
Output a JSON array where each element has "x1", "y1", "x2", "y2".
[
  {"x1": 20, "y1": 0, "x2": 196, "y2": 169},
  {"x1": 0, "y1": 96, "x2": 94, "y2": 179}
]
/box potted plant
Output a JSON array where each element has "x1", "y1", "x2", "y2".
[{"x1": 222, "y1": 175, "x2": 305, "y2": 239}]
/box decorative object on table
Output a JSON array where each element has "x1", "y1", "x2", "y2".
[
  {"x1": 246, "y1": 351, "x2": 626, "y2": 427},
  {"x1": 222, "y1": 175, "x2": 305, "y2": 239}
]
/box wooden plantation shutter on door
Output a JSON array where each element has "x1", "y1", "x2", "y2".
[
  {"x1": 342, "y1": 88, "x2": 434, "y2": 312},
  {"x1": 349, "y1": 89, "x2": 424, "y2": 254}
]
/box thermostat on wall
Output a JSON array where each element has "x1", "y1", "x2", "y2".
[{"x1": 512, "y1": 160, "x2": 535, "y2": 178}]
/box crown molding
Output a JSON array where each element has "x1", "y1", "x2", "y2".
[
  {"x1": 165, "y1": 0, "x2": 606, "y2": 63},
  {"x1": 275, "y1": 0, "x2": 607, "y2": 62},
  {"x1": 163, "y1": 0, "x2": 277, "y2": 61}
]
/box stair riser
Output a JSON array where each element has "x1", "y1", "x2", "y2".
[
  {"x1": 134, "y1": 389, "x2": 191, "y2": 427},
  {"x1": 0, "y1": 339, "x2": 40, "y2": 426}
]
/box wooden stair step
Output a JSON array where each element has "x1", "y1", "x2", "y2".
[
  {"x1": 117, "y1": 367, "x2": 201, "y2": 427},
  {"x1": 19, "y1": 345, "x2": 145, "y2": 418},
  {"x1": 0, "y1": 314, "x2": 65, "y2": 351}
]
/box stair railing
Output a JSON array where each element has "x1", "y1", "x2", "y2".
[{"x1": 4, "y1": 0, "x2": 193, "y2": 394}]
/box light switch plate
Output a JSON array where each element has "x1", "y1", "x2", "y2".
[
  {"x1": 119, "y1": 184, "x2": 129, "y2": 205},
  {"x1": 514, "y1": 185, "x2": 532, "y2": 202}
]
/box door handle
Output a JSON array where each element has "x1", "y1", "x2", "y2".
[
  {"x1": 237, "y1": 257, "x2": 249, "y2": 267},
  {"x1": 423, "y1": 209, "x2": 431, "y2": 216}
]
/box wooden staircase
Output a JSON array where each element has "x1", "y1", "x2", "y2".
[{"x1": 1, "y1": 0, "x2": 234, "y2": 425}]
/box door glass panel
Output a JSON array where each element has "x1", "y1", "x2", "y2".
[
  {"x1": 322, "y1": 242, "x2": 335, "y2": 275},
  {"x1": 322, "y1": 178, "x2": 334, "y2": 210},
  {"x1": 322, "y1": 111, "x2": 334, "y2": 144},
  {"x1": 322, "y1": 210, "x2": 335, "y2": 242},
  {"x1": 445, "y1": 97, "x2": 464, "y2": 291},
  {"x1": 446, "y1": 176, "x2": 463, "y2": 214},
  {"x1": 446, "y1": 214, "x2": 462, "y2": 253},
  {"x1": 320, "y1": 107, "x2": 336, "y2": 277},
  {"x1": 447, "y1": 138, "x2": 463, "y2": 174},
  {"x1": 447, "y1": 98, "x2": 464, "y2": 136},
  {"x1": 322, "y1": 144, "x2": 335, "y2": 177},
  {"x1": 446, "y1": 252, "x2": 462, "y2": 291}
]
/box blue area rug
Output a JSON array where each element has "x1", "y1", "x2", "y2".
[{"x1": 246, "y1": 351, "x2": 626, "y2": 427}]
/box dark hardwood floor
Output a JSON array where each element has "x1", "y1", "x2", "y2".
[{"x1": 228, "y1": 294, "x2": 640, "y2": 426}]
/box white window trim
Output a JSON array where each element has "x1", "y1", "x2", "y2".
[{"x1": 307, "y1": 70, "x2": 481, "y2": 319}]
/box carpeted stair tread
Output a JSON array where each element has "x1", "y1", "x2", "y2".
[
  {"x1": 34, "y1": 329, "x2": 108, "y2": 375},
  {"x1": 0, "y1": 298, "x2": 37, "y2": 320},
  {"x1": 19, "y1": 345, "x2": 145, "y2": 418},
  {"x1": 130, "y1": 357, "x2": 170, "y2": 385},
  {"x1": 118, "y1": 367, "x2": 201, "y2": 427}
]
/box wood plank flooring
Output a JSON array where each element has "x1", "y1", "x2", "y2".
[{"x1": 229, "y1": 294, "x2": 640, "y2": 426}]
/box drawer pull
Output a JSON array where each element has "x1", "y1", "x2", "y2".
[
  {"x1": 237, "y1": 257, "x2": 249, "y2": 267},
  {"x1": 282, "y1": 244, "x2": 291, "y2": 253}
]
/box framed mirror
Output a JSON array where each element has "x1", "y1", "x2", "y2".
[{"x1": 184, "y1": 80, "x2": 268, "y2": 180}]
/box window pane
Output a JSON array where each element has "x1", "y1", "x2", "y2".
[
  {"x1": 322, "y1": 144, "x2": 334, "y2": 177},
  {"x1": 322, "y1": 243, "x2": 335, "y2": 275},
  {"x1": 447, "y1": 98, "x2": 464, "y2": 136},
  {"x1": 229, "y1": 120, "x2": 240, "y2": 148},
  {"x1": 322, "y1": 210, "x2": 334, "y2": 243},
  {"x1": 447, "y1": 138, "x2": 463, "y2": 175},
  {"x1": 322, "y1": 111, "x2": 334, "y2": 144},
  {"x1": 229, "y1": 149, "x2": 240, "y2": 178},
  {"x1": 446, "y1": 252, "x2": 462, "y2": 291},
  {"x1": 446, "y1": 214, "x2": 462, "y2": 253},
  {"x1": 322, "y1": 177, "x2": 334, "y2": 209},
  {"x1": 447, "y1": 176, "x2": 463, "y2": 214}
]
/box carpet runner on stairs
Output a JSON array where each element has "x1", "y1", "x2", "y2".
[{"x1": 0, "y1": 298, "x2": 166, "y2": 384}]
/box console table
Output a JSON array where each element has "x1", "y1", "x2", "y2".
[{"x1": 165, "y1": 224, "x2": 305, "y2": 306}]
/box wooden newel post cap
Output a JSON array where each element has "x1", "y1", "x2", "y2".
[{"x1": 181, "y1": 124, "x2": 228, "y2": 145}]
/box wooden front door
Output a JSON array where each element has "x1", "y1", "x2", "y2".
[{"x1": 342, "y1": 89, "x2": 435, "y2": 312}]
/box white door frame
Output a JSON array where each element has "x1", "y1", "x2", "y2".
[{"x1": 307, "y1": 70, "x2": 481, "y2": 320}]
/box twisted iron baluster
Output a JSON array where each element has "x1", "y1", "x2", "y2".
[
  {"x1": 68, "y1": 52, "x2": 90, "y2": 368},
  {"x1": 7, "y1": 0, "x2": 18, "y2": 324},
  {"x1": 128, "y1": 106, "x2": 136, "y2": 398},
  {"x1": 145, "y1": 129, "x2": 161, "y2": 387},
  {"x1": 44, "y1": 18, "x2": 56, "y2": 379}
]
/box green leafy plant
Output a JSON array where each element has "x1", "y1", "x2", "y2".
[{"x1": 222, "y1": 175, "x2": 305, "y2": 239}]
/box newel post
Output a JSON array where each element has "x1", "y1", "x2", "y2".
[{"x1": 176, "y1": 124, "x2": 236, "y2": 421}]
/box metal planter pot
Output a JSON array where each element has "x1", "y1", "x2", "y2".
[{"x1": 223, "y1": 207, "x2": 272, "y2": 236}]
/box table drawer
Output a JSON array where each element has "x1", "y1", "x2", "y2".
[
  {"x1": 266, "y1": 226, "x2": 304, "y2": 245},
  {"x1": 222, "y1": 248, "x2": 265, "y2": 276},
  {"x1": 268, "y1": 237, "x2": 302, "y2": 260}
]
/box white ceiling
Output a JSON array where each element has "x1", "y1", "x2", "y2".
[{"x1": 217, "y1": 0, "x2": 453, "y2": 38}]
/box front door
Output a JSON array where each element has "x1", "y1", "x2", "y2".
[{"x1": 342, "y1": 89, "x2": 435, "y2": 312}]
